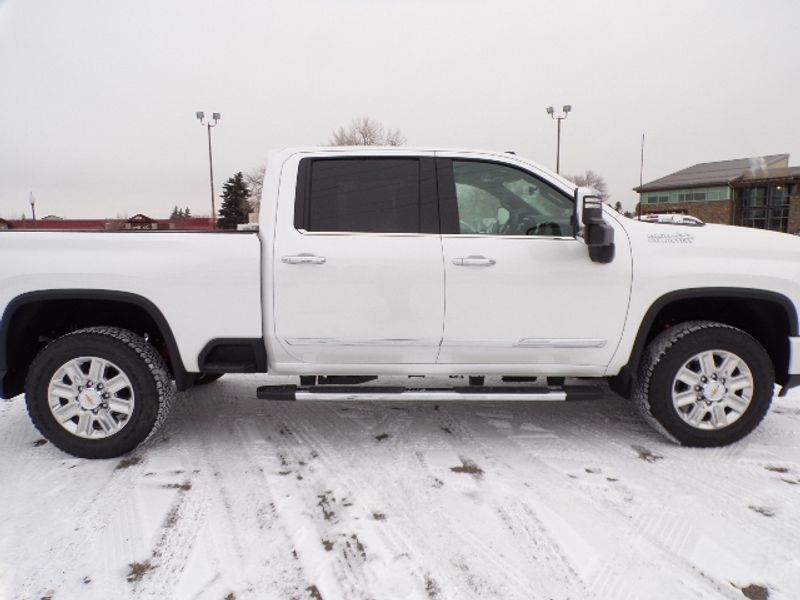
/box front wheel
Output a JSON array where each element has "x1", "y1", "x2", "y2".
[
  {"x1": 25, "y1": 327, "x2": 175, "y2": 458},
  {"x1": 633, "y1": 321, "x2": 774, "y2": 447}
]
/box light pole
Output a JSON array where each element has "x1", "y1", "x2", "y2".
[
  {"x1": 196, "y1": 111, "x2": 221, "y2": 228},
  {"x1": 29, "y1": 192, "x2": 36, "y2": 225},
  {"x1": 546, "y1": 104, "x2": 572, "y2": 174}
]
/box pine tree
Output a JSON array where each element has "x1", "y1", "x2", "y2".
[
  {"x1": 184, "y1": 206, "x2": 191, "y2": 218},
  {"x1": 217, "y1": 172, "x2": 252, "y2": 229},
  {"x1": 170, "y1": 205, "x2": 181, "y2": 219}
]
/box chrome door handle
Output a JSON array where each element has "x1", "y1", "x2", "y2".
[
  {"x1": 452, "y1": 256, "x2": 496, "y2": 267},
  {"x1": 282, "y1": 254, "x2": 326, "y2": 265}
]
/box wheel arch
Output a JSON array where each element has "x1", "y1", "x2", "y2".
[
  {"x1": 0, "y1": 289, "x2": 190, "y2": 399},
  {"x1": 612, "y1": 288, "x2": 797, "y2": 397}
]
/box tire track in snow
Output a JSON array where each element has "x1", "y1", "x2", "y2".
[
  {"x1": 432, "y1": 406, "x2": 593, "y2": 599},
  {"x1": 411, "y1": 402, "x2": 607, "y2": 598},
  {"x1": 17, "y1": 455, "x2": 153, "y2": 599},
  {"x1": 435, "y1": 401, "x2": 743, "y2": 600},
  {"x1": 123, "y1": 393, "x2": 312, "y2": 599},
  {"x1": 485, "y1": 395, "x2": 798, "y2": 597},
  {"x1": 271, "y1": 404, "x2": 419, "y2": 600},
  {"x1": 133, "y1": 481, "x2": 209, "y2": 599},
  {"x1": 305, "y1": 400, "x2": 579, "y2": 599},
  {"x1": 183, "y1": 410, "x2": 309, "y2": 599},
  {"x1": 495, "y1": 502, "x2": 586, "y2": 595},
  {"x1": 622, "y1": 444, "x2": 800, "y2": 547},
  {"x1": 247, "y1": 408, "x2": 374, "y2": 600},
  {"x1": 269, "y1": 401, "x2": 490, "y2": 599},
  {"x1": 523, "y1": 397, "x2": 800, "y2": 546}
]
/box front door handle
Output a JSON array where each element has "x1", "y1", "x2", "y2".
[
  {"x1": 452, "y1": 255, "x2": 496, "y2": 267},
  {"x1": 282, "y1": 254, "x2": 326, "y2": 265}
]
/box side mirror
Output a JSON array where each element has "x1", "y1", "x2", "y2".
[{"x1": 575, "y1": 187, "x2": 615, "y2": 263}]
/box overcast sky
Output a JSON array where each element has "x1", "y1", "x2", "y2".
[{"x1": 1, "y1": 0, "x2": 798, "y2": 219}]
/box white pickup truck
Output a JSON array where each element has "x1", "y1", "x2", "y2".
[{"x1": 2, "y1": 147, "x2": 799, "y2": 458}]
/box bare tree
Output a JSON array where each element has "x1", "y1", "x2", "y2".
[
  {"x1": 243, "y1": 164, "x2": 266, "y2": 212},
  {"x1": 565, "y1": 170, "x2": 609, "y2": 201},
  {"x1": 328, "y1": 117, "x2": 407, "y2": 146}
]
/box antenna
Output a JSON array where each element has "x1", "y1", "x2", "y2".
[
  {"x1": 638, "y1": 133, "x2": 645, "y2": 218},
  {"x1": 640, "y1": 133, "x2": 645, "y2": 189}
]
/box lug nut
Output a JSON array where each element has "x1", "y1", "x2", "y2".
[{"x1": 711, "y1": 374, "x2": 717, "y2": 380}]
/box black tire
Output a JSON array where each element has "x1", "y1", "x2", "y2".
[
  {"x1": 195, "y1": 373, "x2": 224, "y2": 386},
  {"x1": 633, "y1": 320, "x2": 774, "y2": 447},
  {"x1": 25, "y1": 327, "x2": 175, "y2": 458}
]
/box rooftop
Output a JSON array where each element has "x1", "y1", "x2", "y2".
[
  {"x1": 635, "y1": 154, "x2": 789, "y2": 192},
  {"x1": 735, "y1": 165, "x2": 800, "y2": 184}
]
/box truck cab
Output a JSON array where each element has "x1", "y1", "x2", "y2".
[{"x1": 264, "y1": 148, "x2": 629, "y2": 376}]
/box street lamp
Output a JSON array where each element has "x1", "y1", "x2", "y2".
[
  {"x1": 29, "y1": 192, "x2": 36, "y2": 224},
  {"x1": 546, "y1": 104, "x2": 572, "y2": 174},
  {"x1": 196, "y1": 111, "x2": 221, "y2": 228}
]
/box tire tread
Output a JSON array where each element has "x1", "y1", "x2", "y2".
[
  {"x1": 25, "y1": 327, "x2": 175, "y2": 457},
  {"x1": 633, "y1": 320, "x2": 773, "y2": 446}
]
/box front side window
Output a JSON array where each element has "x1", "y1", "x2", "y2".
[
  {"x1": 306, "y1": 159, "x2": 420, "y2": 233},
  {"x1": 451, "y1": 161, "x2": 575, "y2": 236}
]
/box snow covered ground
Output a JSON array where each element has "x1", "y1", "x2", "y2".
[{"x1": 0, "y1": 375, "x2": 798, "y2": 600}]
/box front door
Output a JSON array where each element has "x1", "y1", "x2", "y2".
[
  {"x1": 273, "y1": 152, "x2": 444, "y2": 365},
  {"x1": 436, "y1": 154, "x2": 632, "y2": 371}
]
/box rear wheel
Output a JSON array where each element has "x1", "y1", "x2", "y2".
[
  {"x1": 633, "y1": 321, "x2": 773, "y2": 446},
  {"x1": 25, "y1": 327, "x2": 175, "y2": 458}
]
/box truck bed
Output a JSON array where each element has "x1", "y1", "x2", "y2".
[{"x1": 0, "y1": 231, "x2": 263, "y2": 373}]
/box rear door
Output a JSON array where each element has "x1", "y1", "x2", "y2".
[{"x1": 273, "y1": 151, "x2": 444, "y2": 364}]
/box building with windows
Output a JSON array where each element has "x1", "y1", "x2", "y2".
[{"x1": 635, "y1": 154, "x2": 800, "y2": 233}]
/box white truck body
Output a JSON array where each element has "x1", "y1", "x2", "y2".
[
  {"x1": 3, "y1": 147, "x2": 800, "y2": 382},
  {"x1": 3, "y1": 146, "x2": 800, "y2": 455}
]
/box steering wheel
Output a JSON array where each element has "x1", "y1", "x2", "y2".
[
  {"x1": 515, "y1": 215, "x2": 538, "y2": 235},
  {"x1": 532, "y1": 221, "x2": 562, "y2": 236}
]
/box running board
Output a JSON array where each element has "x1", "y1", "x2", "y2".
[{"x1": 255, "y1": 385, "x2": 603, "y2": 402}]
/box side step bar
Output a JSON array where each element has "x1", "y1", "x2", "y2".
[{"x1": 256, "y1": 385, "x2": 603, "y2": 402}]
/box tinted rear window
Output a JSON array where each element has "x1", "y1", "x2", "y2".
[{"x1": 306, "y1": 159, "x2": 420, "y2": 233}]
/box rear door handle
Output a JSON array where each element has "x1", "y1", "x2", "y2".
[
  {"x1": 282, "y1": 254, "x2": 326, "y2": 265},
  {"x1": 452, "y1": 256, "x2": 496, "y2": 267}
]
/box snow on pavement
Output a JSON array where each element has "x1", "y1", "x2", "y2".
[{"x1": 0, "y1": 375, "x2": 799, "y2": 600}]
